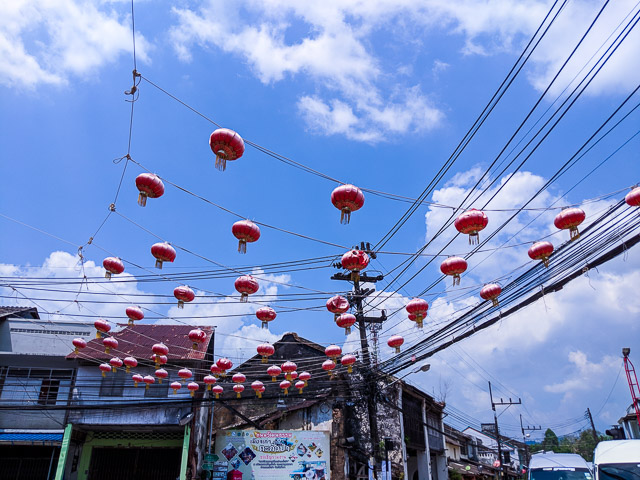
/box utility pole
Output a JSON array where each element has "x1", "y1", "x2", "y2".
[
  {"x1": 332, "y1": 241, "x2": 386, "y2": 478},
  {"x1": 585, "y1": 408, "x2": 598, "y2": 443},
  {"x1": 489, "y1": 382, "x2": 521, "y2": 479},
  {"x1": 519, "y1": 414, "x2": 541, "y2": 467}
]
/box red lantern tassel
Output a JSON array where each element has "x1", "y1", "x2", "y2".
[
  {"x1": 236, "y1": 392, "x2": 241, "y2": 399},
  {"x1": 345, "y1": 327, "x2": 351, "y2": 335},
  {"x1": 542, "y1": 257, "x2": 550, "y2": 268},
  {"x1": 238, "y1": 240, "x2": 247, "y2": 254},
  {"x1": 570, "y1": 226, "x2": 580, "y2": 241},
  {"x1": 351, "y1": 271, "x2": 360, "y2": 282},
  {"x1": 261, "y1": 356, "x2": 267, "y2": 364},
  {"x1": 241, "y1": 293, "x2": 248, "y2": 303},
  {"x1": 138, "y1": 192, "x2": 147, "y2": 207},
  {"x1": 178, "y1": 300, "x2": 184, "y2": 309},
  {"x1": 215, "y1": 152, "x2": 227, "y2": 171},
  {"x1": 155, "y1": 259, "x2": 163, "y2": 269},
  {"x1": 492, "y1": 298, "x2": 499, "y2": 307},
  {"x1": 469, "y1": 232, "x2": 479, "y2": 245},
  {"x1": 341, "y1": 208, "x2": 351, "y2": 225},
  {"x1": 284, "y1": 388, "x2": 289, "y2": 395},
  {"x1": 257, "y1": 391, "x2": 262, "y2": 398},
  {"x1": 105, "y1": 272, "x2": 112, "y2": 279}
]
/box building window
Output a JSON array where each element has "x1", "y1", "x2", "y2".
[
  {"x1": 145, "y1": 381, "x2": 169, "y2": 398},
  {"x1": 100, "y1": 370, "x2": 126, "y2": 397},
  {"x1": 403, "y1": 393, "x2": 426, "y2": 449},
  {"x1": 38, "y1": 379, "x2": 61, "y2": 405}
]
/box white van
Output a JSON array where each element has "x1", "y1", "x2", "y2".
[
  {"x1": 529, "y1": 452, "x2": 593, "y2": 480},
  {"x1": 593, "y1": 440, "x2": 640, "y2": 480}
]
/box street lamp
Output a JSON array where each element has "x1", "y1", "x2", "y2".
[{"x1": 381, "y1": 363, "x2": 431, "y2": 391}]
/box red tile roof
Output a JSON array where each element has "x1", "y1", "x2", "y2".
[{"x1": 66, "y1": 324, "x2": 214, "y2": 362}]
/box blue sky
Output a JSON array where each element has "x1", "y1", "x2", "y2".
[{"x1": 1, "y1": 0, "x2": 639, "y2": 440}]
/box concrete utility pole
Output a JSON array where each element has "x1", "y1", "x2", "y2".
[
  {"x1": 519, "y1": 414, "x2": 540, "y2": 467},
  {"x1": 332, "y1": 241, "x2": 386, "y2": 478},
  {"x1": 489, "y1": 382, "x2": 521, "y2": 479},
  {"x1": 585, "y1": 408, "x2": 598, "y2": 443}
]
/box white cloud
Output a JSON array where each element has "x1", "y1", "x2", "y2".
[
  {"x1": 0, "y1": 0, "x2": 151, "y2": 88},
  {"x1": 544, "y1": 351, "x2": 619, "y2": 399}
]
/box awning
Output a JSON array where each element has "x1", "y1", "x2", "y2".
[{"x1": 0, "y1": 432, "x2": 63, "y2": 445}]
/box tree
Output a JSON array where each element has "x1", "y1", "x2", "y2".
[{"x1": 541, "y1": 429, "x2": 560, "y2": 451}]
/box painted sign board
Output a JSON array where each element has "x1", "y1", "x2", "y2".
[{"x1": 215, "y1": 430, "x2": 331, "y2": 479}]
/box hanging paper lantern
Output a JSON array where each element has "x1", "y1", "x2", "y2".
[
  {"x1": 336, "y1": 313, "x2": 356, "y2": 335},
  {"x1": 209, "y1": 128, "x2": 245, "y2": 171},
  {"x1": 232, "y1": 373, "x2": 246, "y2": 385},
  {"x1": 326, "y1": 295, "x2": 350, "y2": 320},
  {"x1": 325, "y1": 345, "x2": 342, "y2": 360},
  {"x1": 388, "y1": 335, "x2": 404, "y2": 354},
  {"x1": 103, "y1": 257, "x2": 124, "y2": 279},
  {"x1": 405, "y1": 298, "x2": 429, "y2": 328},
  {"x1": 152, "y1": 343, "x2": 169, "y2": 358},
  {"x1": 99, "y1": 363, "x2": 111, "y2": 378},
  {"x1": 212, "y1": 385, "x2": 224, "y2": 399},
  {"x1": 341, "y1": 250, "x2": 370, "y2": 282},
  {"x1": 94, "y1": 319, "x2": 111, "y2": 339},
  {"x1": 257, "y1": 343, "x2": 275, "y2": 363},
  {"x1": 125, "y1": 306, "x2": 144, "y2": 326},
  {"x1": 72, "y1": 338, "x2": 87, "y2": 354},
  {"x1": 143, "y1": 375, "x2": 155, "y2": 389},
  {"x1": 178, "y1": 368, "x2": 193, "y2": 384},
  {"x1": 188, "y1": 328, "x2": 207, "y2": 350},
  {"x1": 233, "y1": 384, "x2": 245, "y2": 398},
  {"x1": 255, "y1": 306, "x2": 276, "y2": 329},
  {"x1": 123, "y1": 356, "x2": 137, "y2": 373},
  {"x1": 152, "y1": 355, "x2": 168, "y2": 370},
  {"x1": 235, "y1": 276, "x2": 259, "y2": 303},
  {"x1": 135, "y1": 173, "x2": 164, "y2": 207},
  {"x1": 440, "y1": 256, "x2": 468, "y2": 286},
  {"x1": 281, "y1": 361, "x2": 297, "y2": 381},
  {"x1": 132, "y1": 374, "x2": 143, "y2": 387},
  {"x1": 341, "y1": 354, "x2": 357, "y2": 374},
  {"x1": 109, "y1": 357, "x2": 123, "y2": 372},
  {"x1": 280, "y1": 380, "x2": 291, "y2": 395},
  {"x1": 232, "y1": 220, "x2": 261, "y2": 254},
  {"x1": 528, "y1": 241, "x2": 554, "y2": 268},
  {"x1": 188, "y1": 382, "x2": 200, "y2": 397},
  {"x1": 455, "y1": 209, "x2": 489, "y2": 244},
  {"x1": 554, "y1": 207, "x2": 586, "y2": 241},
  {"x1": 155, "y1": 368, "x2": 169, "y2": 383},
  {"x1": 295, "y1": 380, "x2": 306, "y2": 394},
  {"x1": 267, "y1": 365, "x2": 282, "y2": 382},
  {"x1": 204, "y1": 375, "x2": 217, "y2": 390},
  {"x1": 252, "y1": 381, "x2": 264, "y2": 398},
  {"x1": 171, "y1": 381, "x2": 182, "y2": 395},
  {"x1": 322, "y1": 359, "x2": 336, "y2": 378},
  {"x1": 174, "y1": 286, "x2": 195, "y2": 309},
  {"x1": 216, "y1": 358, "x2": 233, "y2": 377},
  {"x1": 331, "y1": 184, "x2": 365, "y2": 224},
  {"x1": 625, "y1": 187, "x2": 640, "y2": 206},
  {"x1": 210, "y1": 364, "x2": 223, "y2": 378},
  {"x1": 103, "y1": 337, "x2": 118, "y2": 354},
  {"x1": 151, "y1": 242, "x2": 176, "y2": 269},
  {"x1": 299, "y1": 371, "x2": 311, "y2": 387},
  {"x1": 290, "y1": 371, "x2": 298, "y2": 381},
  {"x1": 480, "y1": 284, "x2": 502, "y2": 307}
]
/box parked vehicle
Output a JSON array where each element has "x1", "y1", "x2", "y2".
[
  {"x1": 529, "y1": 452, "x2": 593, "y2": 480},
  {"x1": 593, "y1": 440, "x2": 640, "y2": 480}
]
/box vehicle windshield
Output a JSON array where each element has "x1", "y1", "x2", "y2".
[
  {"x1": 599, "y1": 464, "x2": 640, "y2": 480},
  {"x1": 531, "y1": 467, "x2": 593, "y2": 480}
]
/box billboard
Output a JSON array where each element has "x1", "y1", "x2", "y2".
[{"x1": 214, "y1": 429, "x2": 331, "y2": 480}]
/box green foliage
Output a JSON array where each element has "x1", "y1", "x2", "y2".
[
  {"x1": 526, "y1": 429, "x2": 605, "y2": 461},
  {"x1": 450, "y1": 470, "x2": 463, "y2": 480},
  {"x1": 542, "y1": 429, "x2": 560, "y2": 450}
]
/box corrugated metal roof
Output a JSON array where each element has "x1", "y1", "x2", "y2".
[
  {"x1": 0, "y1": 306, "x2": 39, "y2": 319},
  {"x1": 66, "y1": 324, "x2": 214, "y2": 361}
]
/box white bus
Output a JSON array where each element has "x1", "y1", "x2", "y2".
[
  {"x1": 529, "y1": 452, "x2": 593, "y2": 480},
  {"x1": 593, "y1": 440, "x2": 640, "y2": 480}
]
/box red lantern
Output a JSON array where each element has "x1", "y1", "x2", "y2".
[
  {"x1": 103, "y1": 337, "x2": 118, "y2": 354},
  {"x1": 406, "y1": 298, "x2": 429, "y2": 328},
  {"x1": 152, "y1": 354, "x2": 167, "y2": 369},
  {"x1": 216, "y1": 358, "x2": 233, "y2": 377},
  {"x1": 155, "y1": 368, "x2": 169, "y2": 383},
  {"x1": 554, "y1": 207, "x2": 586, "y2": 241},
  {"x1": 152, "y1": 343, "x2": 169, "y2": 358},
  {"x1": 178, "y1": 368, "x2": 192, "y2": 383},
  {"x1": 625, "y1": 187, "x2": 640, "y2": 206},
  {"x1": 281, "y1": 361, "x2": 297, "y2": 381},
  {"x1": 295, "y1": 380, "x2": 306, "y2": 394},
  {"x1": 341, "y1": 250, "x2": 370, "y2": 282},
  {"x1": 143, "y1": 375, "x2": 155, "y2": 389},
  {"x1": 257, "y1": 343, "x2": 275, "y2": 363},
  {"x1": 171, "y1": 381, "x2": 182, "y2": 394},
  {"x1": 212, "y1": 385, "x2": 224, "y2": 399},
  {"x1": 135, "y1": 173, "x2": 164, "y2": 207},
  {"x1": 188, "y1": 328, "x2": 206, "y2": 350},
  {"x1": 232, "y1": 373, "x2": 246, "y2": 385},
  {"x1": 204, "y1": 375, "x2": 217, "y2": 390},
  {"x1": 480, "y1": 283, "x2": 502, "y2": 307},
  {"x1": 336, "y1": 313, "x2": 356, "y2": 335},
  {"x1": 322, "y1": 359, "x2": 336, "y2": 378},
  {"x1": 528, "y1": 241, "x2": 554, "y2": 267},
  {"x1": 299, "y1": 371, "x2": 311, "y2": 387},
  {"x1": 233, "y1": 384, "x2": 245, "y2": 398},
  {"x1": 331, "y1": 184, "x2": 365, "y2": 224},
  {"x1": 440, "y1": 256, "x2": 468, "y2": 286},
  {"x1": 209, "y1": 128, "x2": 245, "y2": 171},
  {"x1": 341, "y1": 354, "x2": 357, "y2": 374},
  {"x1": 123, "y1": 356, "x2": 137, "y2": 373},
  {"x1": 252, "y1": 380, "x2": 264, "y2": 398},
  {"x1": 326, "y1": 295, "x2": 349, "y2": 320},
  {"x1": 267, "y1": 365, "x2": 282, "y2": 382},
  {"x1": 280, "y1": 380, "x2": 291, "y2": 395},
  {"x1": 99, "y1": 363, "x2": 111, "y2": 377},
  {"x1": 132, "y1": 374, "x2": 143, "y2": 387},
  {"x1": 255, "y1": 307, "x2": 276, "y2": 329},
  {"x1": 174, "y1": 286, "x2": 195, "y2": 308},
  {"x1": 103, "y1": 257, "x2": 124, "y2": 279},
  {"x1": 388, "y1": 335, "x2": 404, "y2": 354},
  {"x1": 125, "y1": 306, "x2": 144, "y2": 326},
  {"x1": 235, "y1": 276, "x2": 258, "y2": 303},
  {"x1": 151, "y1": 242, "x2": 176, "y2": 269},
  {"x1": 94, "y1": 319, "x2": 111, "y2": 338},
  {"x1": 232, "y1": 220, "x2": 261, "y2": 254},
  {"x1": 210, "y1": 364, "x2": 223, "y2": 378},
  {"x1": 72, "y1": 338, "x2": 87, "y2": 354},
  {"x1": 325, "y1": 345, "x2": 342, "y2": 360},
  {"x1": 290, "y1": 371, "x2": 298, "y2": 381},
  {"x1": 109, "y1": 357, "x2": 123, "y2": 372},
  {"x1": 455, "y1": 209, "x2": 489, "y2": 244},
  {"x1": 188, "y1": 382, "x2": 200, "y2": 397}
]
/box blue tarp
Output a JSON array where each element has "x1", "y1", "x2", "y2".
[{"x1": 0, "y1": 432, "x2": 63, "y2": 442}]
